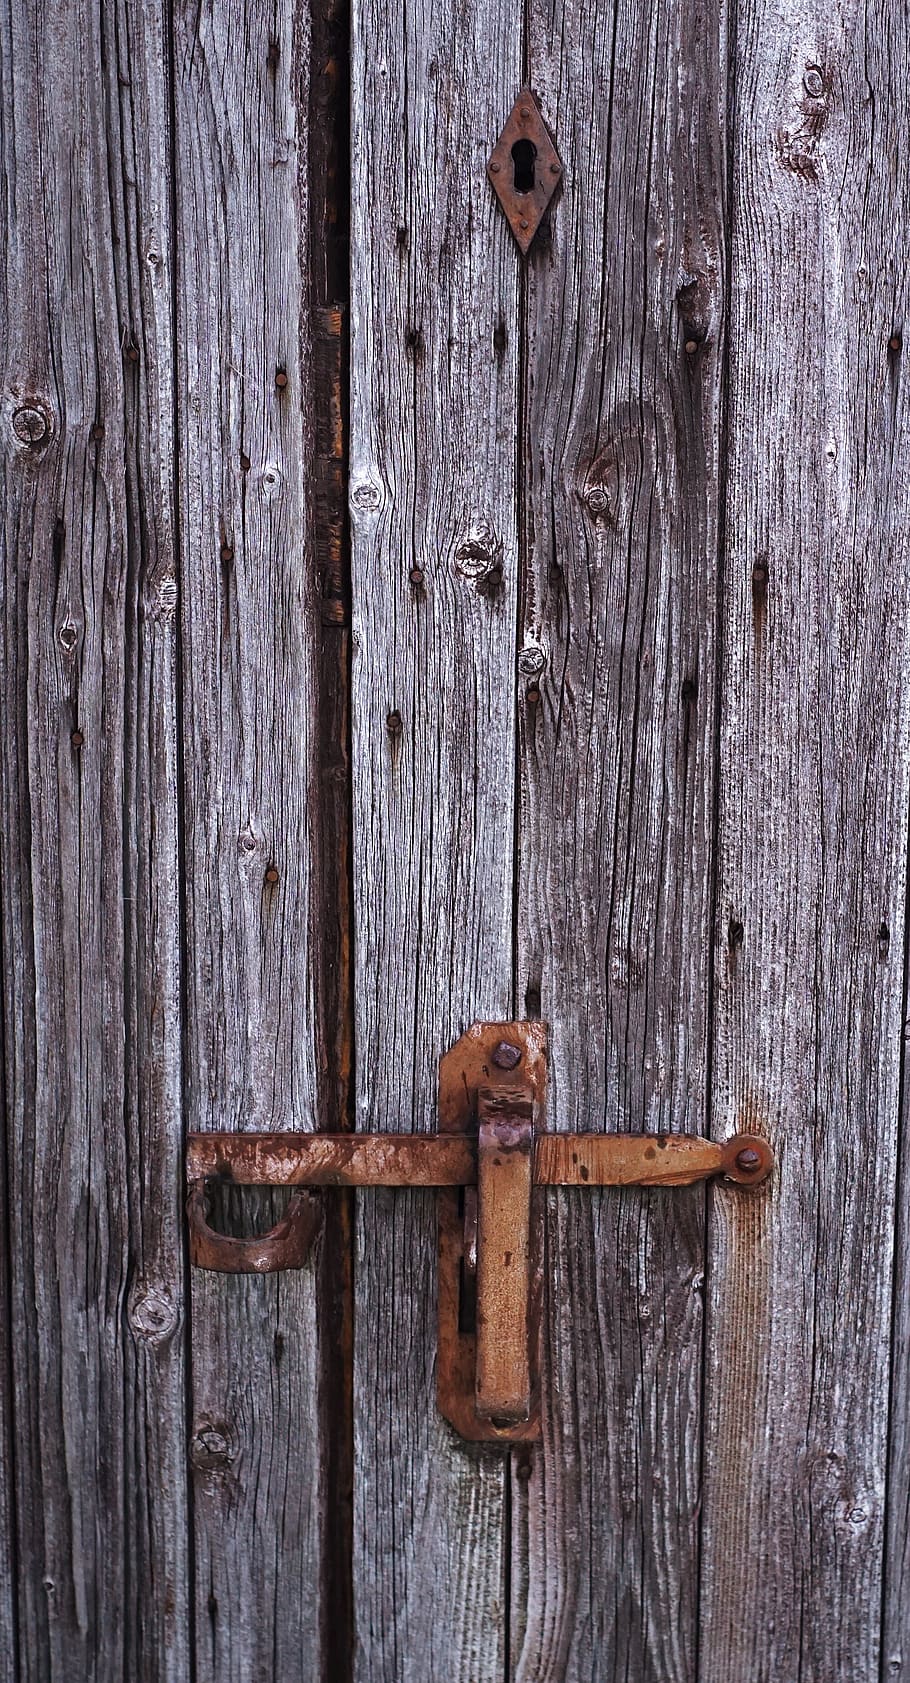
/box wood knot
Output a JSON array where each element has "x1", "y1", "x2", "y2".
[
  {"x1": 11, "y1": 401, "x2": 53, "y2": 448},
  {"x1": 351, "y1": 479, "x2": 383, "y2": 513},
  {"x1": 581, "y1": 483, "x2": 611, "y2": 519},
  {"x1": 189, "y1": 1420, "x2": 237, "y2": 1472},
  {"x1": 128, "y1": 1285, "x2": 179, "y2": 1344},
  {"x1": 518, "y1": 641, "x2": 546, "y2": 677},
  {"x1": 675, "y1": 271, "x2": 713, "y2": 349},
  {"x1": 453, "y1": 520, "x2": 503, "y2": 583}
]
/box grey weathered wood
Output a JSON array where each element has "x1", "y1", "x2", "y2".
[
  {"x1": 172, "y1": 0, "x2": 327, "y2": 1675},
  {"x1": 702, "y1": 6, "x2": 910, "y2": 1679},
  {"x1": 512, "y1": 2, "x2": 727, "y2": 1674},
  {"x1": 348, "y1": 0, "x2": 520, "y2": 1669},
  {"x1": 0, "y1": 0, "x2": 188, "y2": 1676},
  {"x1": 0, "y1": 1062, "x2": 13, "y2": 1681}
]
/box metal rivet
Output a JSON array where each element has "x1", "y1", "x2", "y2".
[
  {"x1": 550, "y1": 162, "x2": 560, "y2": 174},
  {"x1": 735, "y1": 1147, "x2": 762, "y2": 1173},
  {"x1": 520, "y1": 218, "x2": 529, "y2": 231},
  {"x1": 492, "y1": 1041, "x2": 522, "y2": 1070},
  {"x1": 491, "y1": 161, "x2": 501, "y2": 173},
  {"x1": 520, "y1": 106, "x2": 530, "y2": 120}
]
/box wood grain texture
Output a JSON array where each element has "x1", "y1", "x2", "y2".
[
  {"x1": 348, "y1": 0, "x2": 521, "y2": 1668},
  {"x1": 172, "y1": 0, "x2": 325, "y2": 1674},
  {"x1": 513, "y1": 0, "x2": 728, "y2": 1675},
  {"x1": 0, "y1": 0, "x2": 188, "y2": 1676},
  {"x1": 702, "y1": 3, "x2": 910, "y2": 1678}
]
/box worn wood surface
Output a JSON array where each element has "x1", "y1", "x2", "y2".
[
  {"x1": 0, "y1": 0, "x2": 188, "y2": 1677},
  {"x1": 348, "y1": 0, "x2": 521, "y2": 1667},
  {"x1": 702, "y1": 4, "x2": 910, "y2": 1680},
  {"x1": 172, "y1": 0, "x2": 325, "y2": 1675},
  {"x1": 513, "y1": 0, "x2": 728, "y2": 1674},
  {"x1": 3, "y1": 0, "x2": 910, "y2": 1677}
]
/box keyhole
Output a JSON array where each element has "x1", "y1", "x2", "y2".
[{"x1": 511, "y1": 138, "x2": 537, "y2": 194}]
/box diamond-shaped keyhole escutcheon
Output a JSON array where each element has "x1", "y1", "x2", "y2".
[{"x1": 488, "y1": 90, "x2": 562, "y2": 255}]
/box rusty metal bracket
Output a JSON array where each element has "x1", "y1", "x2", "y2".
[
  {"x1": 186, "y1": 1022, "x2": 773, "y2": 1442},
  {"x1": 487, "y1": 90, "x2": 563, "y2": 255}
]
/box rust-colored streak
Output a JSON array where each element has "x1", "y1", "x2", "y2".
[
  {"x1": 186, "y1": 1131, "x2": 476, "y2": 1186},
  {"x1": 475, "y1": 1093, "x2": 534, "y2": 1425}
]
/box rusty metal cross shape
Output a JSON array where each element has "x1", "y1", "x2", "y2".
[{"x1": 187, "y1": 1022, "x2": 772, "y2": 1442}]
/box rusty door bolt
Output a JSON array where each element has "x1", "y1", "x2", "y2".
[
  {"x1": 734, "y1": 1147, "x2": 763, "y2": 1174},
  {"x1": 491, "y1": 1041, "x2": 522, "y2": 1070},
  {"x1": 12, "y1": 405, "x2": 50, "y2": 446}
]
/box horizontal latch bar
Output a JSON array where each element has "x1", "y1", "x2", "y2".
[
  {"x1": 186, "y1": 1132, "x2": 476, "y2": 1186},
  {"x1": 186, "y1": 1130, "x2": 771, "y2": 1189}
]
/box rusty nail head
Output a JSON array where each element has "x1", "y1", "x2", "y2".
[
  {"x1": 491, "y1": 161, "x2": 501, "y2": 173},
  {"x1": 275, "y1": 369, "x2": 288, "y2": 389},
  {"x1": 735, "y1": 1147, "x2": 762, "y2": 1173},
  {"x1": 265, "y1": 866, "x2": 280, "y2": 884},
  {"x1": 520, "y1": 106, "x2": 530, "y2": 120},
  {"x1": 492, "y1": 1041, "x2": 522, "y2": 1070},
  {"x1": 409, "y1": 565, "x2": 424, "y2": 585},
  {"x1": 71, "y1": 730, "x2": 84, "y2": 748},
  {"x1": 685, "y1": 339, "x2": 698, "y2": 354}
]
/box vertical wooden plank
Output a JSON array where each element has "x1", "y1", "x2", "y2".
[
  {"x1": 348, "y1": 0, "x2": 520, "y2": 1669},
  {"x1": 0, "y1": 0, "x2": 187, "y2": 1676},
  {"x1": 0, "y1": 1058, "x2": 14, "y2": 1680},
  {"x1": 703, "y1": 3, "x2": 910, "y2": 1677},
  {"x1": 514, "y1": 0, "x2": 727, "y2": 1673},
  {"x1": 173, "y1": 2, "x2": 326, "y2": 1676}
]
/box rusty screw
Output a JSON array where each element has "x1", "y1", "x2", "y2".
[
  {"x1": 735, "y1": 1147, "x2": 762, "y2": 1174},
  {"x1": 492, "y1": 1041, "x2": 522, "y2": 1070}
]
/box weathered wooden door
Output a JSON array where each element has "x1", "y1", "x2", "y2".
[{"x1": 3, "y1": 0, "x2": 910, "y2": 1676}]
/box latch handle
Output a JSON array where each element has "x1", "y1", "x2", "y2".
[
  {"x1": 475, "y1": 1088, "x2": 534, "y2": 1424},
  {"x1": 186, "y1": 1180, "x2": 321, "y2": 1273}
]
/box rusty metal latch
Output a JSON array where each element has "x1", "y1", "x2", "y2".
[{"x1": 186, "y1": 1022, "x2": 773, "y2": 1442}]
